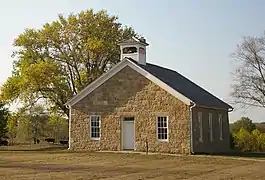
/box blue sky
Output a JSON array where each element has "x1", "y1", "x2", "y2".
[{"x1": 1, "y1": 0, "x2": 265, "y2": 122}]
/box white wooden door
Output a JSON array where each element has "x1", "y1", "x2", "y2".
[{"x1": 122, "y1": 117, "x2": 135, "y2": 150}]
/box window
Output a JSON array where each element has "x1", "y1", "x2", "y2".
[
  {"x1": 209, "y1": 113, "x2": 213, "y2": 142},
  {"x1": 198, "y1": 112, "x2": 203, "y2": 142},
  {"x1": 219, "y1": 114, "x2": 223, "y2": 140},
  {"x1": 157, "y1": 116, "x2": 168, "y2": 141},
  {"x1": 139, "y1": 47, "x2": 146, "y2": 55},
  {"x1": 90, "y1": 115, "x2": 101, "y2": 140},
  {"x1": 122, "y1": 47, "x2": 137, "y2": 54}
]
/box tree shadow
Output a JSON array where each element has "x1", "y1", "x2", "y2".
[
  {"x1": 0, "y1": 145, "x2": 68, "y2": 152},
  {"x1": 196, "y1": 151, "x2": 265, "y2": 159}
]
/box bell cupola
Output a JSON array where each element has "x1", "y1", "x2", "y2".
[{"x1": 119, "y1": 36, "x2": 149, "y2": 65}]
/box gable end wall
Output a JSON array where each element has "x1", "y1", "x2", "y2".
[{"x1": 70, "y1": 66, "x2": 190, "y2": 154}]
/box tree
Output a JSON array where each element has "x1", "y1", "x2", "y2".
[
  {"x1": 231, "y1": 34, "x2": 265, "y2": 108},
  {"x1": 47, "y1": 113, "x2": 68, "y2": 142},
  {"x1": 1, "y1": 9, "x2": 136, "y2": 116},
  {"x1": 233, "y1": 127, "x2": 254, "y2": 152},
  {"x1": 7, "y1": 115, "x2": 18, "y2": 144},
  {"x1": 233, "y1": 128, "x2": 265, "y2": 152},
  {"x1": 231, "y1": 117, "x2": 256, "y2": 133},
  {"x1": 0, "y1": 103, "x2": 9, "y2": 139},
  {"x1": 15, "y1": 105, "x2": 48, "y2": 143},
  {"x1": 251, "y1": 129, "x2": 265, "y2": 151},
  {"x1": 28, "y1": 105, "x2": 49, "y2": 144},
  {"x1": 254, "y1": 123, "x2": 265, "y2": 133}
]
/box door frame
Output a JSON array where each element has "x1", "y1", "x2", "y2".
[{"x1": 121, "y1": 116, "x2": 135, "y2": 151}]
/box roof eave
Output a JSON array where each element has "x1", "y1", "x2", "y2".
[{"x1": 195, "y1": 104, "x2": 233, "y2": 111}]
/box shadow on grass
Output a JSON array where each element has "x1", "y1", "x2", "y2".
[
  {"x1": 196, "y1": 150, "x2": 265, "y2": 159},
  {"x1": 0, "y1": 144, "x2": 68, "y2": 153}
]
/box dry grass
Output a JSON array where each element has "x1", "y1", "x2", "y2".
[{"x1": 0, "y1": 145, "x2": 265, "y2": 179}]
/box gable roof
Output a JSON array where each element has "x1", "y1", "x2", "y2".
[
  {"x1": 66, "y1": 58, "x2": 232, "y2": 110},
  {"x1": 119, "y1": 37, "x2": 149, "y2": 46},
  {"x1": 129, "y1": 59, "x2": 232, "y2": 110}
]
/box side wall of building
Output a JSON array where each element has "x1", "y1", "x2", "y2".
[{"x1": 191, "y1": 107, "x2": 230, "y2": 153}]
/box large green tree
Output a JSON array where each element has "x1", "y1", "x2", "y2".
[{"x1": 1, "y1": 9, "x2": 136, "y2": 116}]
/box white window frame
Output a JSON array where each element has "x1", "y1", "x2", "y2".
[
  {"x1": 90, "y1": 115, "x2": 101, "y2": 140},
  {"x1": 219, "y1": 114, "x2": 223, "y2": 140},
  {"x1": 198, "y1": 112, "x2": 203, "y2": 142},
  {"x1": 156, "y1": 116, "x2": 169, "y2": 142},
  {"x1": 209, "y1": 113, "x2": 213, "y2": 142}
]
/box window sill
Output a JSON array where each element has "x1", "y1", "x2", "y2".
[
  {"x1": 158, "y1": 139, "x2": 169, "y2": 142},
  {"x1": 91, "y1": 138, "x2": 100, "y2": 141}
]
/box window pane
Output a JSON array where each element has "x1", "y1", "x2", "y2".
[
  {"x1": 91, "y1": 132, "x2": 95, "y2": 138},
  {"x1": 161, "y1": 128, "x2": 165, "y2": 134},
  {"x1": 163, "y1": 120, "x2": 167, "y2": 127},
  {"x1": 95, "y1": 132, "x2": 99, "y2": 138},
  {"x1": 164, "y1": 134, "x2": 168, "y2": 140},
  {"x1": 158, "y1": 128, "x2": 162, "y2": 134},
  {"x1": 158, "y1": 118, "x2": 162, "y2": 127},
  {"x1": 161, "y1": 133, "x2": 164, "y2": 140}
]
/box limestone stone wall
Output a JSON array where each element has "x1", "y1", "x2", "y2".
[
  {"x1": 70, "y1": 66, "x2": 190, "y2": 154},
  {"x1": 191, "y1": 107, "x2": 230, "y2": 153}
]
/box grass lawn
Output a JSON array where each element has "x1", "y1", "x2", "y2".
[{"x1": 0, "y1": 144, "x2": 265, "y2": 179}]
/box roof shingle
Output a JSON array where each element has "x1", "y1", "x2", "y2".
[{"x1": 129, "y1": 59, "x2": 232, "y2": 109}]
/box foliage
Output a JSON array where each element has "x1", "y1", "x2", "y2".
[
  {"x1": 7, "y1": 105, "x2": 69, "y2": 144},
  {"x1": 233, "y1": 127, "x2": 254, "y2": 152},
  {"x1": 13, "y1": 105, "x2": 48, "y2": 143},
  {"x1": 0, "y1": 103, "x2": 9, "y2": 139},
  {"x1": 251, "y1": 129, "x2": 265, "y2": 151},
  {"x1": 46, "y1": 113, "x2": 68, "y2": 142},
  {"x1": 231, "y1": 34, "x2": 265, "y2": 108},
  {"x1": 15, "y1": 113, "x2": 31, "y2": 143},
  {"x1": 233, "y1": 127, "x2": 265, "y2": 152},
  {"x1": 254, "y1": 123, "x2": 265, "y2": 133},
  {"x1": 1, "y1": 9, "x2": 136, "y2": 116},
  {"x1": 229, "y1": 133, "x2": 235, "y2": 149},
  {"x1": 230, "y1": 117, "x2": 256, "y2": 133},
  {"x1": 6, "y1": 115, "x2": 18, "y2": 144}
]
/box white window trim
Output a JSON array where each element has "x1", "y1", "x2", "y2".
[
  {"x1": 198, "y1": 112, "x2": 203, "y2": 142},
  {"x1": 209, "y1": 113, "x2": 213, "y2": 142},
  {"x1": 156, "y1": 116, "x2": 169, "y2": 142},
  {"x1": 90, "y1": 115, "x2": 101, "y2": 140},
  {"x1": 219, "y1": 114, "x2": 223, "y2": 140}
]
